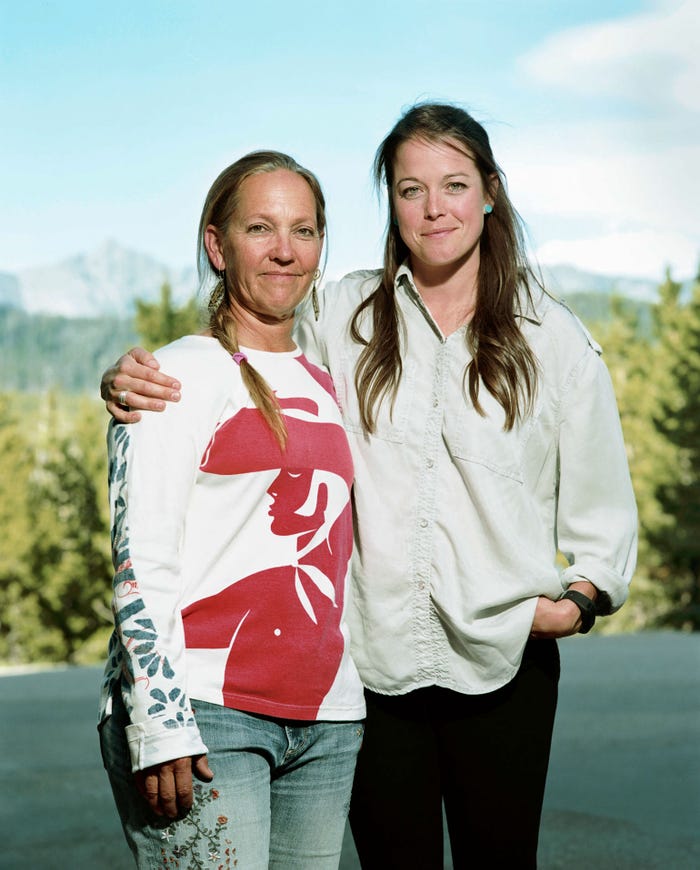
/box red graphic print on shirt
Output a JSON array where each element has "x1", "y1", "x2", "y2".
[{"x1": 182, "y1": 384, "x2": 354, "y2": 719}]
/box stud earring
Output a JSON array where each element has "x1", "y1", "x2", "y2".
[{"x1": 484, "y1": 204, "x2": 493, "y2": 215}]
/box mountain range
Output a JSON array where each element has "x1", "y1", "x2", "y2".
[
  {"x1": 0, "y1": 240, "x2": 198, "y2": 317},
  {"x1": 0, "y1": 241, "x2": 679, "y2": 394},
  {"x1": 0, "y1": 239, "x2": 667, "y2": 318}
]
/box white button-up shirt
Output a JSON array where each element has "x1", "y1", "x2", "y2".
[{"x1": 297, "y1": 264, "x2": 638, "y2": 695}]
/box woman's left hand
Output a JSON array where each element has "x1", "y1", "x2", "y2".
[{"x1": 530, "y1": 580, "x2": 598, "y2": 639}]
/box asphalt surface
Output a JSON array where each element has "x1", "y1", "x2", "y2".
[{"x1": 0, "y1": 631, "x2": 698, "y2": 869}]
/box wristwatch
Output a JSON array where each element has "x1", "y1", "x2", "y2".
[{"x1": 560, "y1": 589, "x2": 596, "y2": 634}]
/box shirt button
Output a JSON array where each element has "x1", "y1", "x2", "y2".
[
  {"x1": 420, "y1": 519, "x2": 428, "y2": 528},
  {"x1": 427, "y1": 459, "x2": 434, "y2": 468},
  {"x1": 433, "y1": 398, "x2": 439, "y2": 407},
  {"x1": 417, "y1": 581, "x2": 425, "y2": 590}
]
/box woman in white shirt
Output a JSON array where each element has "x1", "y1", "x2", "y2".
[
  {"x1": 99, "y1": 150, "x2": 365, "y2": 870},
  {"x1": 102, "y1": 103, "x2": 637, "y2": 868}
]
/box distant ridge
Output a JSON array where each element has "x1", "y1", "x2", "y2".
[
  {"x1": 1, "y1": 244, "x2": 690, "y2": 394},
  {"x1": 540, "y1": 264, "x2": 661, "y2": 303},
  {"x1": 0, "y1": 241, "x2": 683, "y2": 319},
  {"x1": 9, "y1": 240, "x2": 198, "y2": 318},
  {"x1": 0, "y1": 272, "x2": 21, "y2": 309}
]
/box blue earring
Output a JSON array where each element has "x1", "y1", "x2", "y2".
[{"x1": 484, "y1": 204, "x2": 493, "y2": 215}]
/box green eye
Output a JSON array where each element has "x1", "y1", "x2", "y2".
[{"x1": 400, "y1": 186, "x2": 421, "y2": 199}]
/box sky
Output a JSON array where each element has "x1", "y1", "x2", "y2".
[{"x1": 1, "y1": 0, "x2": 697, "y2": 283}]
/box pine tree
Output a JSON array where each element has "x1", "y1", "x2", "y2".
[
  {"x1": 593, "y1": 298, "x2": 675, "y2": 629},
  {"x1": 650, "y1": 267, "x2": 700, "y2": 628},
  {"x1": 22, "y1": 394, "x2": 113, "y2": 662},
  {"x1": 135, "y1": 280, "x2": 202, "y2": 350},
  {"x1": 0, "y1": 394, "x2": 34, "y2": 661}
]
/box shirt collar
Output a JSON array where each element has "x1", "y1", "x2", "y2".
[
  {"x1": 394, "y1": 262, "x2": 449, "y2": 341},
  {"x1": 395, "y1": 260, "x2": 543, "y2": 328}
]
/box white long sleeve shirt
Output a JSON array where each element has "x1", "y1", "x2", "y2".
[
  {"x1": 296, "y1": 265, "x2": 638, "y2": 696},
  {"x1": 100, "y1": 336, "x2": 365, "y2": 771}
]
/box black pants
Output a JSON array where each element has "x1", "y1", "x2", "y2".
[{"x1": 349, "y1": 639, "x2": 560, "y2": 869}]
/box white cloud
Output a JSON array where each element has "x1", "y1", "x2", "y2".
[
  {"x1": 503, "y1": 133, "x2": 700, "y2": 233},
  {"x1": 501, "y1": 130, "x2": 700, "y2": 280},
  {"x1": 507, "y1": 1, "x2": 700, "y2": 280},
  {"x1": 520, "y1": 0, "x2": 700, "y2": 113},
  {"x1": 536, "y1": 229, "x2": 698, "y2": 280}
]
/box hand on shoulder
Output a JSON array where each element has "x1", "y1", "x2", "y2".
[{"x1": 101, "y1": 347, "x2": 182, "y2": 423}]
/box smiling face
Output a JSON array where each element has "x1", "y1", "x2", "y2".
[
  {"x1": 392, "y1": 136, "x2": 494, "y2": 282},
  {"x1": 206, "y1": 169, "x2": 323, "y2": 327}
]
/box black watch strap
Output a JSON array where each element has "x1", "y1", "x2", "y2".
[
  {"x1": 561, "y1": 589, "x2": 596, "y2": 634},
  {"x1": 594, "y1": 589, "x2": 612, "y2": 616}
]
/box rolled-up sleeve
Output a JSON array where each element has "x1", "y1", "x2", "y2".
[{"x1": 556, "y1": 347, "x2": 638, "y2": 611}]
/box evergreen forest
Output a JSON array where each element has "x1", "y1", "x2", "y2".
[{"x1": 1, "y1": 272, "x2": 699, "y2": 666}]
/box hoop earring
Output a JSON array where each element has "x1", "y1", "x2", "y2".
[{"x1": 311, "y1": 269, "x2": 321, "y2": 321}]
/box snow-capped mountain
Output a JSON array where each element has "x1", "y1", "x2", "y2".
[{"x1": 9, "y1": 240, "x2": 198, "y2": 317}]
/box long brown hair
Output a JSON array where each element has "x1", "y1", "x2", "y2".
[
  {"x1": 197, "y1": 150, "x2": 326, "y2": 447},
  {"x1": 350, "y1": 103, "x2": 539, "y2": 432}
]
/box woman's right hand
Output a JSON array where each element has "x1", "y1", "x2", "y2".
[
  {"x1": 101, "y1": 347, "x2": 182, "y2": 423},
  {"x1": 134, "y1": 753, "x2": 214, "y2": 819},
  {"x1": 530, "y1": 581, "x2": 598, "y2": 639}
]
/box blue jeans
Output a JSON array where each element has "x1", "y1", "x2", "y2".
[{"x1": 100, "y1": 693, "x2": 363, "y2": 869}]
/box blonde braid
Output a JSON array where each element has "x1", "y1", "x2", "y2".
[{"x1": 209, "y1": 275, "x2": 288, "y2": 449}]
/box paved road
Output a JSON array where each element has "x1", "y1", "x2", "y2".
[{"x1": 1, "y1": 632, "x2": 698, "y2": 869}]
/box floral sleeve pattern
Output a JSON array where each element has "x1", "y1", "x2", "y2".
[{"x1": 101, "y1": 422, "x2": 199, "y2": 756}]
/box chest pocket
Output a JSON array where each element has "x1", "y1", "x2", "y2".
[
  {"x1": 335, "y1": 352, "x2": 416, "y2": 444},
  {"x1": 444, "y1": 388, "x2": 532, "y2": 484}
]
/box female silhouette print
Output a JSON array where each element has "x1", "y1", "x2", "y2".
[{"x1": 182, "y1": 389, "x2": 354, "y2": 718}]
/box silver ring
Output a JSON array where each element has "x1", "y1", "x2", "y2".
[{"x1": 118, "y1": 390, "x2": 128, "y2": 406}]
